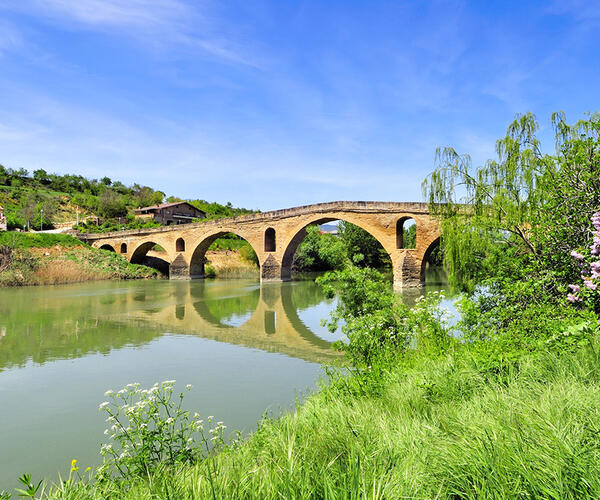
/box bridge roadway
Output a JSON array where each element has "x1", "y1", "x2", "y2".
[{"x1": 80, "y1": 201, "x2": 441, "y2": 287}]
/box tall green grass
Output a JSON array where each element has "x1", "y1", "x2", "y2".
[
  {"x1": 43, "y1": 339, "x2": 600, "y2": 499},
  {"x1": 0, "y1": 232, "x2": 83, "y2": 249}
]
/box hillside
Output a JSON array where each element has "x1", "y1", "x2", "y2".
[
  {"x1": 0, "y1": 232, "x2": 158, "y2": 286},
  {"x1": 0, "y1": 165, "x2": 257, "y2": 232}
]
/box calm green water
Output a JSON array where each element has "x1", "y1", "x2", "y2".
[{"x1": 0, "y1": 274, "x2": 446, "y2": 488}]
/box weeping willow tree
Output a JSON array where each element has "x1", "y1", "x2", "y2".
[{"x1": 421, "y1": 112, "x2": 571, "y2": 291}]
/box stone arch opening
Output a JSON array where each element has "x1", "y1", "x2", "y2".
[
  {"x1": 190, "y1": 231, "x2": 259, "y2": 279},
  {"x1": 396, "y1": 217, "x2": 417, "y2": 249},
  {"x1": 281, "y1": 217, "x2": 392, "y2": 280},
  {"x1": 264, "y1": 228, "x2": 276, "y2": 252},
  {"x1": 420, "y1": 237, "x2": 445, "y2": 285},
  {"x1": 120, "y1": 243, "x2": 127, "y2": 254},
  {"x1": 99, "y1": 244, "x2": 116, "y2": 252},
  {"x1": 176, "y1": 238, "x2": 185, "y2": 252},
  {"x1": 130, "y1": 241, "x2": 170, "y2": 276}
]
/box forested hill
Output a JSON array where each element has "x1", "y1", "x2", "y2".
[{"x1": 0, "y1": 165, "x2": 257, "y2": 231}]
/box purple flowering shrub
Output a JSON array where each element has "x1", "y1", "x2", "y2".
[{"x1": 568, "y1": 212, "x2": 600, "y2": 311}]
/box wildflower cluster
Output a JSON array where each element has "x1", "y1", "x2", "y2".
[
  {"x1": 568, "y1": 212, "x2": 600, "y2": 309},
  {"x1": 97, "y1": 381, "x2": 226, "y2": 480}
]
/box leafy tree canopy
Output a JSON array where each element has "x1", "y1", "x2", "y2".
[{"x1": 423, "y1": 111, "x2": 600, "y2": 293}]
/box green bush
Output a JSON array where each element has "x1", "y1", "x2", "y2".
[
  {"x1": 204, "y1": 264, "x2": 217, "y2": 278},
  {"x1": 238, "y1": 243, "x2": 258, "y2": 265}
]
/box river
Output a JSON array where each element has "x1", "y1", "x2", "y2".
[{"x1": 0, "y1": 274, "x2": 445, "y2": 488}]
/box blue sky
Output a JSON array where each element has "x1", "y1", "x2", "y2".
[{"x1": 0, "y1": 1, "x2": 598, "y2": 210}]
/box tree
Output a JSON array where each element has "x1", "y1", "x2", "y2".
[
  {"x1": 422, "y1": 112, "x2": 554, "y2": 289},
  {"x1": 33, "y1": 169, "x2": 50, "y2": 184},
  {"x1": 293, "y1": 225, "x2": 346, "y2": 271},
  {"x1": 422, "y1": 111, "x2": 600, "y2": 293},
  {"x1": 0, "y1": 165, "x2": 8, "y2": 185},
  {"x1": 19, "y1": 194, "x2": 38, "y2": 230},
  {"x1": 339, "y1": 222, "x2": 391, "y2": 269},
  {"x1": 97, "y1": 190, "x2": 127, "y2": 218}
]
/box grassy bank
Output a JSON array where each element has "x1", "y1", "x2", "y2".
[
  {"x1": 204, "y1": 249, "x2": 259, "y2": 279},
  {"x1": 0, "y1": 232, "x2": 158, "y2": 286},
  {"x1": 203, "y1": 237, "x2": 259, "y2": 278},
  {"x1": 36, "y1": 337, "x2": 600, "y2": 499}
]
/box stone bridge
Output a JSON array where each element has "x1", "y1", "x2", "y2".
[{"x1": 80, "y1": 201, "x2": 441, "y2": 287}]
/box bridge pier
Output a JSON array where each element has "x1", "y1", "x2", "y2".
[
  {"x1": 169, "y1": 255, "x2": 191, "y2": 280},
  {"x1": 260, "y1": 255, "x2": 290, "y2": 283},
  {"x1": 392, "y1": 250, "x2": 423, "y2": 289}
]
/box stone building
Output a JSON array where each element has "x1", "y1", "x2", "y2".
[
  {"x1": 134, "y1": 202, "x2": 206, "y2": 226},
  {"x1": 0, "y1": 205, "x2": 6, "y2": 231}
]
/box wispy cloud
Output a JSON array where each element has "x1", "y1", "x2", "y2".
[
  {"x1": 0, "y1": 20, "x2": 24, "y2": 56},
  {"x1": 547, "y1": 0, "x2": 600, "y2": 26},
  {"x1": 2, "y1": 0, "x2": 262, "y2": 67},
  {"x1": 28, "y1": 0, "x2": 189, "y2": 28}
]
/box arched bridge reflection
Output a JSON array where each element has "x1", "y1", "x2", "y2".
[
  {"x1": 0, "y1": 280, "x2": 340, "y2": 373},
  {"x1": 127, "y1": 280, "x2": 340, "y2": 363}
]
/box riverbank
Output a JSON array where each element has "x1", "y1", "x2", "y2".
[
  {"x1": 0, "y1": 232, "x2": 158, "y2": 286},
  {"x1": 37, "y1": 334, "x2": 600, "y2": 499},
  {"x1": 204, "y1": 249, "x2": 259, "y2": 278}
]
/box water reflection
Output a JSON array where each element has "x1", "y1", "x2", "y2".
[
  {"x1": 0, "y1": 274, "x2": 449, "y2": 488},
  {"x1": 0, "y1": 280, "x2": 341, "y2": 373}
]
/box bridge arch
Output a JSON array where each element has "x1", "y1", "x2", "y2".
[
  {"x1": 189, "y1": 230, "x2": 260, "y2": 279},
  {"x1": 396, "y1": 217, "x2": 417, "y2": 249},
  {"x1": 120, "y1": 243, "x2": 127, "y2": 254},
  {"x1": 420, "y1": 237, "x2": 442, "y2": 282},
  {"x1": 99, "y1": 244, "x2": 116, "y2": 252},
  {"x1": 130, "y1": 240, "x2": 172, "y2": 276},
  {"x1": 280, "y1": 214, "x2": 394, "y2": 281}
]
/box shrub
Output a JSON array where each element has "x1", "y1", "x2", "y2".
[
  {"x1": 97, "y1": 381, "x2": 226, "y2": 480},
  {"x1": 239, "y1": 243, "x2": 259, "y2": 265},
  {"x1": 204, "y1": 264, "x2": 217, "y2": 278}
]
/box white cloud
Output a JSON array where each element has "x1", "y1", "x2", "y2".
[
  {"x1": 2, "y1": 0, "x2": 261, "y2": 67},
  {"x1": 29, "y1": 0, "x2": 189, "y2": 28}
]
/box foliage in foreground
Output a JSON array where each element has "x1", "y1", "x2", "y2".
[
  {"x1": 24, "y1": 327, "x2": 600, "y2": 499},
  {"x1": 97, "y1": 381, "x2": 226, "y2": 480}
]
